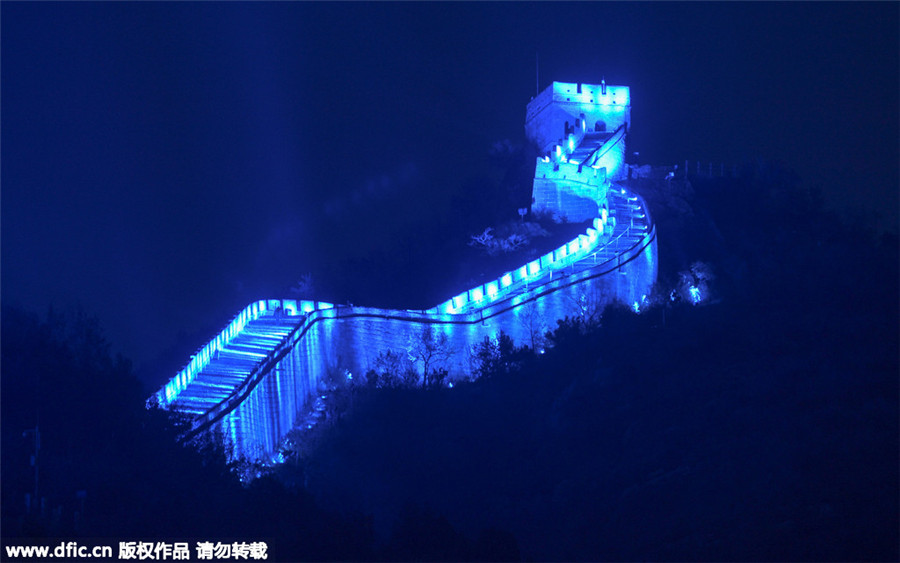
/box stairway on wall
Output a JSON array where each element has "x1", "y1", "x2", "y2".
[
  {"x1": 167, "y1": 315, "x2": 304, "y2": 415},
  {"x1": 567, "y1": 131, "x2": 614, "y2": 162}
]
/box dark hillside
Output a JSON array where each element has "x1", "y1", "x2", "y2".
[
  {"x1": 292, "y1": 161, "x2": 899, "y2": 561},
  {"x1": 0, "y1": 307, "x2": 377, "y2": 561}
]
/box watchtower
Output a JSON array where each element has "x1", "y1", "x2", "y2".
[{"x1": 526, "y1": 81, "x2": 631, "y2": 222}]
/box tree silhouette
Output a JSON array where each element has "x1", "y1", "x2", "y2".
[{"x1": 407, "y1": 325, "x2": 453, "y2": 389}]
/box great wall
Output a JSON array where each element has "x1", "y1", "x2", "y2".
[{"x1": 153, "y1": 81, "x2": 658, "y2": 464}]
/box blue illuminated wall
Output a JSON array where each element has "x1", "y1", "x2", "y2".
[{"x1": 154, "y1": 80, "x2": 657, "y2": 465}]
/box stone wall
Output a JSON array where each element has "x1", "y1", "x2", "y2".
[
  {"x1": 201, "y1": 223, "x2": 657, "y2": 462},
  {"x1": 532, "y1": 160, "x2": 608, "y2": 222}
]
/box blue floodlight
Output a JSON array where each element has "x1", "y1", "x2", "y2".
[
  {"x1": 689, "y1": 286, "x2": 701, "y2": 304},
  {"x1": 486, "y1": 281, "x2": 499, "y2": 298},
  {"x1": 501, "y1": 273, "x2": 513, "y2": 287}
]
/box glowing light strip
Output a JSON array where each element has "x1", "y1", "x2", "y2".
[{"x1": 444, "y1": 192, "x2": 647, "y2": 315}]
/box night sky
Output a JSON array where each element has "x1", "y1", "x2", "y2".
[{"x1": 3, "y1": 2, "x2": 897, "y2": 383}]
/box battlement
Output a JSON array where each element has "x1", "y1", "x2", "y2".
[{"x1": 526, "y1": 81, "x2": 631, "y2": 123}]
